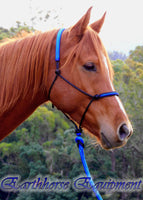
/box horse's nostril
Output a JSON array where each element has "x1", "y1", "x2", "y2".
[{"x1": 118, "y1": 124, "x2": 130, "y2": 141}]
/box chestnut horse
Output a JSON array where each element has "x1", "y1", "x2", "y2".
[{"x1": 0, "y1": 8, "x2": 132, "y2": 149}]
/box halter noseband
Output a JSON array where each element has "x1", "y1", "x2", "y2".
[{"x1": 48, "y1": 28, "x2": 119, "y2": 132}]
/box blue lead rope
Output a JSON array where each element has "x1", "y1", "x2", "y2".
[{"x1": 75, "y1": 133, "x2": 103, "y2": 200}]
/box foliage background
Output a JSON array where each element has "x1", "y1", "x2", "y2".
[{"x1": 0, "y1": 25, "x2": 143, "y2": 200}]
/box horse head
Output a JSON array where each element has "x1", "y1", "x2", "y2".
[{"x1": 48, "y1": 8, "x2": 133, "y2": 149}]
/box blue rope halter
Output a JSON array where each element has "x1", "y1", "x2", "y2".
[{"x1": 48, "y1": 28, "x2": 119, "y2": 199}]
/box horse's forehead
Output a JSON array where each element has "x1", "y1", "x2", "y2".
[
  {"x1": 78, "y1": 31, "x2": 103, "y2": 61},
  {"x1": 82, "y1": 31, "x2": 103, "y2": 53}
]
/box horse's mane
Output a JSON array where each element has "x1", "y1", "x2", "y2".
[
  {"x1": 0, "y1": 27, "x2": 113, "y2": 117},
  {"x1": 0, "y1": 31, "x2": 35, "y2": 45},
  {"x1": 0, "y1": 29, "x2": 57, "y2": 116}
]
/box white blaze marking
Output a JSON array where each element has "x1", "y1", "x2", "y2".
[
  {"x1": 115, "y1": 96, "x2": 127, "y2": 116},
  {"x1": 102, "y1": 54, "x2": 114, "y2": 90},
  {"x1": 103, "y1": 55, "x2": 110, "y2": 76},
  {"x1": 103, "y1": 54, "x2": 127, "y2": 116}
]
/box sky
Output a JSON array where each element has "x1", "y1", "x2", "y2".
[{"x1": 0, "y1": 0, "x2": 143, "y2": 54}]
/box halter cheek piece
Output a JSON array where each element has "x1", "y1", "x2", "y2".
[{"x1": 48, "y1": 28, "x2": 119, "y2": 133}]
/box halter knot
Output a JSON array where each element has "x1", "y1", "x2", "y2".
[
  {"x1": 75, "y1": 136, "x2": 84, "y2": 148},
  {"x1": 55, "y1": 69, "x2": 61, "y2": 75},
  {"x1": 93, "y1": 94, "x2": 100, "y2": 100},
  {"x1": 75, "y1": 127, "x2": 82, "y2": 134}
]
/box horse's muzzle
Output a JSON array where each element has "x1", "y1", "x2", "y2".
[{"x1": 100, "y1": 123, "x2": 133, "y2": 150}]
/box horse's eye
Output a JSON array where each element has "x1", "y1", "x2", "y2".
[{"x1": 83, "y1": 62, "x2": 96, "y2": 71}]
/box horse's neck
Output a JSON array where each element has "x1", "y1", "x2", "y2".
[
  {"x1": 0, "y1": 30, "x2": 57, "y2": 140},
  {"x1": 0, "y1": 90, "x2": 46, "y2": 140}
]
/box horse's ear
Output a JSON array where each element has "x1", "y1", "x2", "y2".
[
  {"x1": 90, "y1": 12, "x2": 106, "y2": 33},
  {"x1": 69, "y1": 7, "x2": 92, "y2": 41}
]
